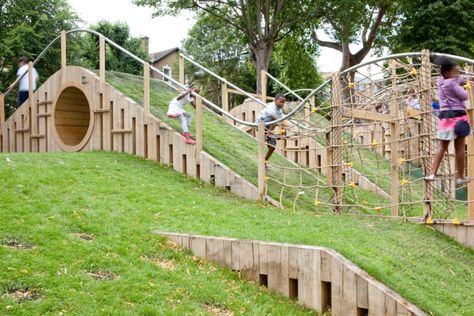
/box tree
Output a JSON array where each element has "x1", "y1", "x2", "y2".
[
  {"x1": 390, "y1": 0, "x2": 474, "y2": 58},
  {"x1": 182, "y1": 12, "x2": 323, "y2": 105},
  {"x1": 0, "y1": 0, "x2": 78, "y2": 92},
  {"x1": 76, "y1": 21, "x2": 149, "y2": 75},
  {"x1": 310, "y1": 0, "x2": 400, "y2": 71},
  {"x1": 134, "y1": 0, "x2": 316, "y2": 92}
]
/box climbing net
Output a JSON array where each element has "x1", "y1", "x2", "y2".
[{"x1": 263, "y1": 52, "x2": 474, "y2": 222}]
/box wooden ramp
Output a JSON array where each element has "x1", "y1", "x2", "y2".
[{"x1": 0, "y1": 66, "x2": 264, "y2": 202}]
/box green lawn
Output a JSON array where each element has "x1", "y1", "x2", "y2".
[
  {"x1": 0, "y1": 152, "x2": 315, "y2": 316},
  {"x1": 1, "y1": 152, "x2": 474, "y2": 315}
]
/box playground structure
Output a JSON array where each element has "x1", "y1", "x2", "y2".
[
  {"x1": 2, "y1": 31, "x2": 474, "y2": 224},
  {"x1": 2, "y1": 29, "x2": 474, "y2": 315}
]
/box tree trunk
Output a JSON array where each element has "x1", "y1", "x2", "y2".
[{"x1": 250, "y1": 41, "x2": 273, "y2": 94}]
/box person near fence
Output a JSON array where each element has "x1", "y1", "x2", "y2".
[
  {"x1": 167, "y1": 87, "x2": 200, "y2": 144},
  {"x1": 16, "y1": 56, "x2": 39, "y2": 108},
  {"x1": 425, "y1": 57, "x2": 473, "y2": 186},
  {"x1": 255, "y1": 93, "x2": 290, "y2": 165}
]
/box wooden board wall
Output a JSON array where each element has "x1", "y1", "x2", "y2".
[
  {"x1": 433, "y1": 223, "x2": 474, "y2": 250},
  {"x1": 160, "y1": 231, "x2": 426, "y2": 316}
]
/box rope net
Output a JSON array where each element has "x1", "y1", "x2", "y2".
[{"x1": 258, "y1": 53, "x2": 473, "y2": 221}]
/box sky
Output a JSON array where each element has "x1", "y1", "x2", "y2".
[{"x1": 67, "y1": 0, "x2": 350, "y2": 73}]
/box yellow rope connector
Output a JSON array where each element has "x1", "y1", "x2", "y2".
[
  {"x1": 453, "y1": 217, "x2": 460, "y2": 225},
  {"x1": 314, "y1": 199, "x2": 321, "y2": 206},
  {"x1": 464, "y1": 82, "x2": 471, "y2": 91},
  {"x1": 426, "y1": 216, "x2": 434, "y2": 225},
  {"x1": 343, "y1": 140, "x2": 348, "y2": 144},
  {"x1": 362, "y1": 200, "x2": 368, "y2": 205},
  {"x1": 399, "y1": 158, "x2": 406, "y2": 165},
  {"x1": 374, "y1": 207, "x2": 382, "y2": 213},
  {"x1": 346, "y1": 161, "x2": 353, "y2": 168},
  {"x1": 348, "y1": 82, "x2": 355, "y2": 89},
  {"x1": 371, "y1": 140, "x2": 378, "y2": 148},
  {"x1": 311, "y1": 107, "x2": 318, "y2": 113},
  {"x1": 279, "y1": 128, "x2": 286, "y2": 135},
  {"x1": 402, "y1": 179, "x2": 409, "y2": 186},
  {"x1": 264, "y1": 160, "x2": 269, "y2": 164},
  {"x1": 410, "y1": 68, "x2": 417, "y2": 76},
  {"x1": 349, "y1": 181, "x2": 356, "y2": 189},
  {"x1": 264, "y1": 176, "x2": 269, "y2": 182}
]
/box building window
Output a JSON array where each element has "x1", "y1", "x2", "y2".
[{"x1": 162, "y1": 66, "x2": 171, "y2": 82}]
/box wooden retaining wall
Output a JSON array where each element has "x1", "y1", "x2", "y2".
[
  {"x1": 0, "y1": 66, "x2": 264, "y2": 202},
  {"x1": 160, "y1": 232, "x2": 426, "y2": 316},
  {"x1": 433, "y1": 223, "x2": 474, "y2": 250}
]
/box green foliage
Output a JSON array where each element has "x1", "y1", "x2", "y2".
[
  {"x1": 182, "y1": 12, "x2": 323, "y2": 104},
  {"x1": 0, "y1": 0, "x2": 78, "y2": 115},
  {"x1": 390, "y1": 0, "x2": 474, "y2": 57},
  {"x1": 271, "y1": 36, "x2": 324, "y2": 96},
  {"x1": 181, "y1": 12, "x2": 255, "y2": 106},
  {"x1": 71, "y1": 21, "x2": 149, "y2": 75}
]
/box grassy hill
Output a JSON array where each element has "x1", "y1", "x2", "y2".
[{"x1": 1, "y1": 152, "x2": 474, "y2": 315}]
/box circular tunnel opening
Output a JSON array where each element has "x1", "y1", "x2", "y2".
[{"x1": 53, "y1": 86, "x2": 93, "y2": 151}]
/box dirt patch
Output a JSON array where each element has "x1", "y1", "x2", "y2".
[
  {"x1": 1, "y1": 238, "x2": 34, "y2": 250},
  {"x1": 87, "y1": 270, "x2": 118, "y2": 281},
  {"x1": 73, "y1": 233, "x2": 94, "y2": 241},
  {"x1": 4, "y1": 287, "x2": 41, "y2": 303},
  {"x1": 204, "y1": 304, "x2": 234, "y2": 316},
  {"x1": 142, "y1": 255, "x2": 176, "y2": 270}
]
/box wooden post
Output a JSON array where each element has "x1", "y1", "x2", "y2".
[
  {"x1": 390, "y1": 60, "x2": 400, "y2": 216},
  {"x1": 257, "y1": 121, "x2": 266, "y2": 199},
  {"x1": 420, "y1": 49, "x2": 433, "y2": 221},
  {"x1": 261, "y1": 70, "x2": 267, "y2": 103},
  {"x1": 195, "y1": 95, "x2": 203, "y2": 160},
  {"x1": 28, "y1": 61, "x2": 37, "y2": 147},
  {"x1": 61, "y1": 31, "x2": 67, "y2": 70},
  {"x1": 179, "y1": 55, "x2": 185, "y2": 85},
  {"x1": 326, "y1": 132, "x2": 333, "y2": 185},
  {"x1": 466, "y1": 65, "x2": 474, "y2": 223},
  {"x1": 0, "y1": 93, "x2": 4, "y2": 125},
  {"x1": 331, "y1": 73, "x2": 343, "y2": 212},
  {"x1": 221, "y1": 82, "x2": 229, "y2": 112},
  {"x1": 143, "y1": 62, "x2": 150, "y2": 123},
  {"x1": 99, "y1": 35, "x2": 106, "y2": 90}
]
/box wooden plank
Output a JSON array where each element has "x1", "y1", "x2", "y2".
[
  {"x1": 206, "y1": 238, "x2": 224, "y2": 264},
  {"x1": 267, "y1": 244, "x2": 282, "y2": 294},
  {"x1": 260, "y1": 70, "x2": 267, "y2": 103},
  {"x1": 320, "y1": 250, "x2": 332, "y2": 282},
  {"x1": 61, "y1": 31, "x2": 67, "y2": 70},
  {"x1": 257, "y1": 122, "x2": 266, "y2": 199},
  {"x1": 195, "y1": 96, "x2": 202, "y2": 160},
  {"x1": 190, "y1": 237, "x2": 206, "y2": 259},
  {"x1": 215, "y1": 165, "x2": 227, "y2": 188},
  {"x1": 143, "y1": 62, "x2": 150, "y2": 121},
  {"x1": 342, "y1": 108, "x2": 394, "y2": 122},
  {"x1": 231, "y1": 240, "x2": 240, "y2": 271},
  {"x1": 223, "y1": 239, "x2": 233, "y2": 268},
  {"x1": 239, "y1": 241, "x2": 257, "y2": 282},
  {"x1": 99, "y1": 35, "x2": 105, "y2": 90},
  {"x1": 230, "y1": 175, "x2": 243, "y2": 196},
  {"x1": 297, "y1": 248, "x2": 321, "y2": 311},
  {"x1": 396, "y1": 302, "x2": 411, "y2": 316},
  {"x1": 368, "y1": 283, "x2": 386, "y2": 316},
  {"x1": 200, "y1": 153, "x2": 210, "y2": 182},
  {"x1": 356, "y1": 274, "x2": 368, "y2": 309},
  {"x1": 258, "y1": 243, "x2": 268, "y2": 275},
  {"x1": 331, "y1": 256, "x2": 343, "y2": 316},
  {"x1": 385, "y1": 294, "x2": 397, "y2": 316},
  {"x1": 288, "y1": 246, "x2": 299, "y2": 279},
  {"x1": 342, "y1": 265, "x2": 358, "y2": 316},
  {"x1": 178, "y1": 55, "x2": 184, "y2": 84}
]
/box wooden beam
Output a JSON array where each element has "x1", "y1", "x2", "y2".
[
  {"x1": 195, "y1": 95, "x2": 203, "y2": 161},
  {"x1": 342, "y1": 108, "x2": 394, "y2": 122},
  {"x1": 221, "y1": 82, "x2": 229, "y2": 112},
  {"x1": 179, "y1": 55, "x2": 185, "y2": 85},
  {"x1": 99, "y1": 35, "x2": 106, "y2": 90},
  {"x1": 257, "y1": 122, "x2": 266, "y2": 199},
  {"x1": 390, "y1": 60, "x2": 399, "y2": 217},
  {"x1": 61, "y1": 31, "x2": 67, "y2": 70},
  {"x1": 0, "y1": 93, "x2": 4, "y2": 125},
  {"x1": 143, "y1": 62, "x2": 150, "y2": 122},
  {"x1": 331, "y1": 73, "x2": 343, "y2": 212},
  {"x1": 467, "y1": 66, "x2": 474, "y2": 223}
]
